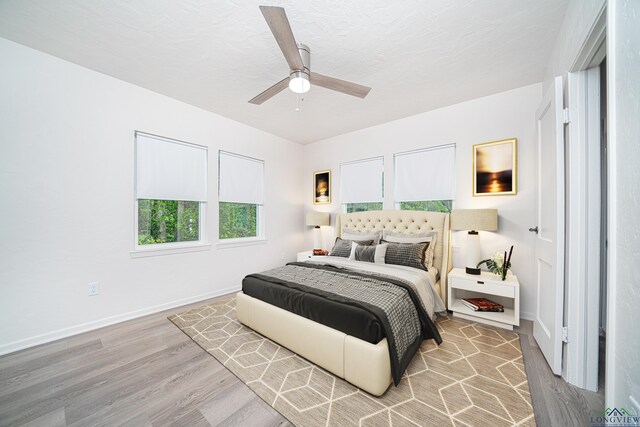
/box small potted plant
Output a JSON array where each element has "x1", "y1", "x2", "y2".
[{"x1": 477, "y1": 245, "x2": 513, "y2": 280}]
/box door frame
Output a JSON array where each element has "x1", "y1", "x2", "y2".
[{"x1": 563, "y1": 4, "x2": 606, "y2": 391}]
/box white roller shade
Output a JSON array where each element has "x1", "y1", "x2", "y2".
[
  {"x1": 136, "y1": 133, "x2": 207, "y2": 202},
  {"x1": 394, "y1": 144, "x2": 456, "y2": 201},
  {"x1": 340, "y1": 157, "x2": 384, "y2": 203},
  {"x1": 218, "y1": 151, "x2": 264, "y2": 205}
]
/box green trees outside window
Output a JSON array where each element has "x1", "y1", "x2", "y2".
[
  {"x1": 137, "y1": 199, "x2": 200, "y2": 245},
  {"x1": 399, "y1": 200, "x2": 452, "y2": 213},
  {"x1": 137, "y1": 199, "x2": 447, "y2": 245},
  {"x1": 219, "y1": 202, "x2": 258, "y2": 239},
  {"x1": 345, "y1": 202, "x2": 383, "y2": 213}
]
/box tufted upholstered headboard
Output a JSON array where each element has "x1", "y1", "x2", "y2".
[{"x1": 336, "y1": 210, "x2": 451, "y2": 305}]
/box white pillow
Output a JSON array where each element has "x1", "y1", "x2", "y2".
[
  {"x1": 382, "y1": 230, "x2": 438, "y2": 268},
  {"x1": 349, "y1": 243, "x2": 388, "y2": 264},
  {"x1": 342, "y1": 229, "x2": 382, "y2": 244}
]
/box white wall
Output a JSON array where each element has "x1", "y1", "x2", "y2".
[
  {"x1": 606, "y1": 0, "x2": 640, "y2": 411},
  {"x1": 0, "y1": 38, "x2": 305, "y2": 354},
  {"x1": 543, "y1": 0, "x2": 606, "y2": 92},
  {"x1": 303, "y1": 84, "x2": 542, "y2": 319}
]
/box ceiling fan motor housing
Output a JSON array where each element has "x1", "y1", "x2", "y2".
[{"x1": 289, "y1": 43, "x2": 311, "y2": 93}]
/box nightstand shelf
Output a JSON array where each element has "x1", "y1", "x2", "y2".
[{"x1": 448, "y1": 267, "x2": 520, "y2": 330}]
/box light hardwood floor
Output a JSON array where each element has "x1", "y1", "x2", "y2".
[
  {"x1": 514, "y1": 320, "x2": 605, "y2": 427},
  {"x1": 0, "y1": 294, "x2": 604, "y2": 426}
]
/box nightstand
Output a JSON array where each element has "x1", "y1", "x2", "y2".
[
  {"x1": 296, "y1": 251, "x2": 313, "y2": 262},
  {"x1": 297, "y1": 251, "x2": 330, "y2": 262},
  {"x1": 447, "y1": 267, "x2": 520, "y2": 330},
  {"x1": 297, "y1": 251, "x2": 313, "y2": 261}
]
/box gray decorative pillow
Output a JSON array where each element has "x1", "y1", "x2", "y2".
[
  {"x1": 329, "y1": 237, "x2": 374, "y2": 258},
  {"x1": 383, "y1": 230, "x2": 438, "y2": 268},
  {"x1": 354, "y1": 244, "x2": 377, "y2": 263},
  {"x1": 381, "y1": 240, "x2": 429, "y2": 271}
]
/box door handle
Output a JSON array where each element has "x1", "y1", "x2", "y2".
[{"x1": 529, "y1": 226, "x2": 539, "y2": 234}]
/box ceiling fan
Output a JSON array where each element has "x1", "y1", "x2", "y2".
[{"x1": 249, "y1": 6, "x2": 372, "y2": 105}]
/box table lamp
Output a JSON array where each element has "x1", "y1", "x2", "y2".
[
  {"x1": 451, "y1": 209, "x2": 498, "y2": 275},
  {"x1": 306, "y1": 212, "x2": 330, "y2": 250}
]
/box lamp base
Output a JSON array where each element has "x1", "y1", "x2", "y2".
[
  {"x1": 466, "y1": 267, "x2": 481, "y2": 275},
  {"x1": 465, "y1": 231, "x2": 481, "y2": 276},
  {"x1": 313, "y1": 226, "x2": 322, "y2": 251}
]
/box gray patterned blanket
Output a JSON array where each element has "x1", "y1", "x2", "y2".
[{"x1": 246, "y1": 262, "x2": 442, "y2": 385}]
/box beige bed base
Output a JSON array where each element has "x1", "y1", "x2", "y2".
[{"x1": 236, "y1": 210, "x2": 451, "y2": 396}]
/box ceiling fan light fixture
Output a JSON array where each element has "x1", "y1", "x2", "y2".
[
  {"x1": 289, "y1": 71, "x2": 310, "y2": 94},
  {"x1": 248, "y1": 7, "x2": 371, "y2": 105}
]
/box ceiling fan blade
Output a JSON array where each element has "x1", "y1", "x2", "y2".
[
  {"x1": 310, "y1": 72, "x2": 371, "y2": 98},
  {"x1": 259, "y1": 6, "x2": 303, "y2": 71},
  {"x1": 248, "y1": 77, "x2": 289, "y2": 104}
]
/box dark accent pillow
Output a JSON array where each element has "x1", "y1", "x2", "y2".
[
  {"x1": 354, "y1": 244, "x2": 377, "y2": 263},
  {"x1": 381, "y1": 240, "x2": 429, "y2": 271},
  {"x1": 329, "y1": 237, "x2": 374, "y2": 258}
]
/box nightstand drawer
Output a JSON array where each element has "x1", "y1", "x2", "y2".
[{"x1": 450, "y1": 276, "x2": 514, "y2": 298}]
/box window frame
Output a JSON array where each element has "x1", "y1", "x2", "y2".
[
  {"x1": 339, "y1": 156, "x2": 385, "y2": 212},
  {"x1": 394, "y1": 200, "x2": 454, "y2": 213},
  {"x1": 342, "y1": 202, "x2": 384, "y2": 213},
  {"x1": 393, "y1": 144, "x2": 456, "y2": 210},
  {"x1": 131, "y1": 132, "x2": 209, "y2": 257},
  {"x1": 216, "y1": 203, "x2": 266, "y2": 247},
  {"x1": 217, "y1": 150, "x2": 266, "y2": 246},
  {"x1": 132, "y1": 200, "x2": 209, "y2": 257}
]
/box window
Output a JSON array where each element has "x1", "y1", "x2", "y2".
[
  {"x1": 345, "y1": 202, "x2": 383, "y2": 213},
  {"x1": 218, "y1": 151, "x2": 264, "y2": 241},
  {"x1": 340, "y1": 157, "x2": 384, "y2": 213},
  {"x1": 399, "y1": 200, "x2": 452, "y2": 213},
  {"x1": 138, "y1": 200, "x2": 200, "y2": 244},
  {"x1": 219, "y1": 202, "x2": 257, "y2": 239},
  {"x1": 135, "y1": 132, "x2": 207, "y2": 248},
  {"x1": 394, "y1": 144, "x2": 455, "y2": 212}
]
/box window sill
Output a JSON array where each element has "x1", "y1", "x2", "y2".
[
  {"x1": 216, "y1": 237, "x2": 267, "y2": 249},
  {"x1": 130, "y1": 243, "x2": 211, "y2": 258}
]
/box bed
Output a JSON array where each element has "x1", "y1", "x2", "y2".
[{"x1": 236, "y1": 210, "x2": 451, "y2": 396}]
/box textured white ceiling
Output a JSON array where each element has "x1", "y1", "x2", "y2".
[{"x1": 0, "y1": 0, "x2": 568, "y2": 144}]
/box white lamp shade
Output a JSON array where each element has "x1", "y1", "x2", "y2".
[
  {"x1": 451, "y1": 209, "x2": 498, "y2": 231},
  {"x1": 306, "y1": 212, "x2": 330, "y2": 227}
]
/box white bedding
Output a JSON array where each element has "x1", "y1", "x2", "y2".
[{"x1": 305, "y1": 256, "x2": 447, "y2": 319}]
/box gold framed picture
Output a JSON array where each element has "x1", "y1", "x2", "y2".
[
  {"x1": 473, "y1": 138, "x2": 517, "y2": 196},
  {"x1": 313, "y1": 170, "x2": 331, "y2": 204}
]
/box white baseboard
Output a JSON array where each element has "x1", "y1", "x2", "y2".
[
  {"x1": 520, "y1": 311, "x2": 536, "y2": 322},
  {"x1": 0, "y1": 285, "x2": 241, "y2": 357}
]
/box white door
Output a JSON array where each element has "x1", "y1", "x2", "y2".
[{"x1": 533, "y1": 76, "x2": 565, "y2": 375}]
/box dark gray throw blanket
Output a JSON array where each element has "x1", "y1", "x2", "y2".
[{"x1": 246, "y1": 262, "x2": 442, "y2": 385}]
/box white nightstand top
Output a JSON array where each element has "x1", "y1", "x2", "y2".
[
  {"x1": 449, "y1": 267, "x2": 518, "y2": 286},
  {"x1": 296, "y1": 251, "x2": 331, "y2": 262}
]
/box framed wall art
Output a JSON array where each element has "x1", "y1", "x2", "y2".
[
  {"x1": 313, "y1": 170, "x2": 331, "y2": 204},
  {"x1": 473, "y1": 138, "x2": 517, "y2": 196}
]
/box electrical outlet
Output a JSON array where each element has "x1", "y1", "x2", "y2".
[{"x1": 88, "y1": 282, "x2": 99, "y2": 296}]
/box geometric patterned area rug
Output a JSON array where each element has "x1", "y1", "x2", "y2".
[{"x1": 169, "y1": 297, "x2": 536, "y2": 427}]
